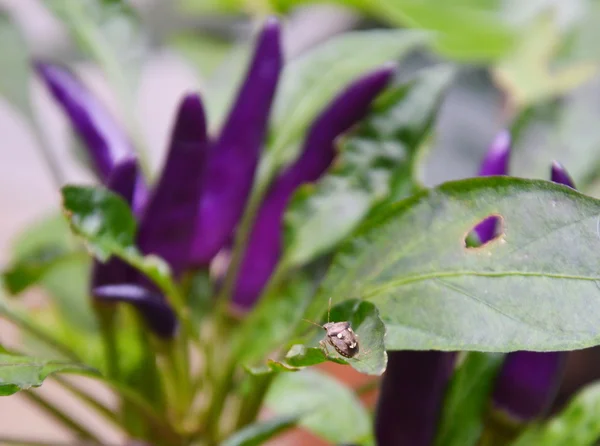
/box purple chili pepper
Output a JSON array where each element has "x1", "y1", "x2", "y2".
[
  {"x1": 491, "y1": 161, "x2": 574, "y2": 421},
  {"x1": 374, "y1": 351, "x2": 456, "y2": 446},
  {"x1": 190, "y1": 17, "x2": 283, "y2": 265},
  {"x1": 232, "y1": 66, "x2": 395, "y2": 309}
]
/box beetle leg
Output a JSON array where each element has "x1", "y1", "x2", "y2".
[{"x1": 319, "y1": 339, "x2": 331, "y2": 357}]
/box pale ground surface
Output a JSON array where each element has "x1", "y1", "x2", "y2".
[{"x1": 0, "y1": 1, "x2": 358, "y2": 444}]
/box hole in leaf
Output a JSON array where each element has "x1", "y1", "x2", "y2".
[{"x1": 465, "y1": 215, "x2": 504, "y2": 248}]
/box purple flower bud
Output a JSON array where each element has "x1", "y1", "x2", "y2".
[
  {"x1": 190, "y1": 17, "x2": 283, "y2": 265},
  {"x1": 92, "y1": 284, "x2": 177, "y2": 339},
  {"x1": 90, "y1": 158, "x2": 140, "y2": 289},
  {"x1": 34, "y1": 60, "x2": 147, "y2": 212},
  {"x1": 491, "y1": 163, "x2": 574, "y2": 422},
  {"x1": 137, "y1": 94, "x2": 208, "y2": 276},
  {"x1": 232, "y1": 66, "x2": 395, "y2": 309},
  {"x1": 551, "y1": 161, "x2": 575, "y2": 189},
  {"x1": 375, "y1": 351, "x2": 456, "y2": 446},
  {"x1": 474, "y1": 130, "x2": 511, "y2": 243}
]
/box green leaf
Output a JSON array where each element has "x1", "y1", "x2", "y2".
[
  {"x1": 316, "y1": 177, "x2": 600, "y2": 352},
  {"x1": 61, "y1": 185, "x2": 177, "y2": 300},
  {"x1": 512, "y1": 382, "x2": 600, "y2": 446},
  {"x1": 170, "y1": 32, "x2": 233, "y2": 80},
  {"x1": 244, "y1": 359, "x2": 300, "y2": 376},
  {"x1": 268, "y1": 29, "x2": 430, "y2": 168},
  {"x1": 46, "y1": 0, "x2": 146, "y2": 91},
  {"x1": 266, "y1": 369, "x2": 371, "y2": 444},
  {"x1": 283, "y1": 65, "x2": 454, "y2": 267},
  {"x1": 2, "y1": 246, "x2": 75, "y2": 295},
  {"x1": 222, "y1": 415, "x2": 300, "y2": 446},
  {"x1": 0, "y1": 353, "x2": 93, "y2": 396},
  {"x1": 298, "y1": 300, "x2": 387, "y2": 376},
  {"x1": 494, "y1": 13, "x2": 597, "y2": 109},
  {"x1": 62, "y1": 185, "x2": 136, "y2": 261},
  {"x1": 370, "y1": 0, "x2": 517, "y2": 61},
  {"x1": 0, "y1": 11, "x2": 32, "y2": 117},
  {"x1": 11, "y1": 213, "x2": 75, "y2": 260},
  {"x1": 435, "y1": 352, "x2": 504, "y2": 446}
]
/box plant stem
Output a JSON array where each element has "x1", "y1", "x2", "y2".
[
  {"x1": 21, "y1": 390, "x2": 101, "y2": 443},
  {"x1": 234, "y1": 373, "x2": 275, "y2": 432},
  {"x1": 52, "y1": 376, "x2": 125, "y2": 435},
  {"x1": 0, "y1": 302, "x2": 83, "y2": 362},
  {"x1": 29, "y1": 116, "x2": 66, "y2": 189},
  {"x1": 94, "y1": 304, "x2": 119, "y2": 380}
]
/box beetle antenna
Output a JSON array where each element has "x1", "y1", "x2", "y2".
[
  {"x1": 302, "y1": 318, "x2": 323, "y2": 329},
  {"x1": 327, "y1": 297, "x2": 332, "y2": 323}
]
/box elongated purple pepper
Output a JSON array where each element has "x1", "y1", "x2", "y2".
[
  {"x1": 232, "y1": 66, "x2": 395, "y2": 309},
  {"x1": 35, "y1": 61, "x2": 147, "y2": 213},
  {"x1": 490, "y1": 161, "x2": 574, "y2": 421},
  {"x1": 190, "y1": 18, "x2": 283, "y2": 265},
  {"x1": 93, "y1": 94, "x2": 208, "y2": 338},
  {"x1": 374, "y1": 351, "x2": 456, "y2": 446},
  {"x1": 474, "y1": 130, "x2": 511, "y2": 243},
  {"x1": 137, "y1": 94, "x2": 208, "y2": 277}
]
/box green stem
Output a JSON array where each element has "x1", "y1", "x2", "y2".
[
  {"x1": 0, "y1": 302, "x2": 83, "y2": 362},
  {"x1": 29, "y1": 116, "x2": 65, "y2": 189},
  {"x1": 59, "y1": 2, "x2": 151, "y2": 178},
  {"x1": 21, "y1": 390, "x2": 101, "y2": 442},
  {"x1": 53, "y1": 376, "x2": 125, "y2": 435},
  {"x1": 94, "y1": 304, "x2": 119, "y2": 380},
  {"x1": 234, "y1": 373, "x2": 275, "y2": 432}
]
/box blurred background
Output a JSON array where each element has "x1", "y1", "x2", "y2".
[{"x1": 3, "y1": 0, "x2": 600, "y2": 444}]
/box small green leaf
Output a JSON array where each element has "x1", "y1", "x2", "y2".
[
  {"x1": 300, "y1": 300, "x2": 387, "y2": 376},
  {"x1": 268, "y1": 29, "x2": 430, "y2": 168},
  {"x1": 283, "y1": 65, "x2": 454, "y2": 267},
  {"x1": 512, "y1": 382, "x2": 600, "y2": 446},
  {"x1": 62, "y1": 185, "x2": 136, "y2": 261},
  {"x1": 61, "y1": 185, "x2": 177, "y2": 300},
  {"x1": 317, "y1": 177, "x2": 600, "y2": 352},
  {"x1": 2, "y1": 246, "x2": 75, "y2": 295},
  {"x1": 0, "y1": 353, "x2": 93, "y2": 396},
  {"x1": 435, "y1": 352, "x2": 504, "y2": 446},
  {"x1": 244, "y1": 360, "x2": 300, "y2": 376},
  {"x1": 0, "y1": 11, "x2": 32, "y2": 117},
  {"x1": 285, "y1": 344, "x2": 332, "y2": 367},
  {"x1": 222, "y1": 415, "x2": 300, "y2": 446},
  {"x1": 266, "y1": 369, "x2": 371, "y2": 444}
]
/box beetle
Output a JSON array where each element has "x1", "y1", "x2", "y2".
[{"x1": 304, "y1": 298, "x2": 360, "y2": 359}]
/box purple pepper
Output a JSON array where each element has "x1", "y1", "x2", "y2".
[
  {"x1": 35, "y1": 61, "x2": 148, "y2": 214},
  {"x1": 190, "y1": 17, "x2": 283, "y2": 265},
  {"x1": 491, "y1": 161, "x2": 574, "y2": 421},
  {"x1": 374, "y1": 351, "x2": 457, "y2": 446},
  {"x1": 232, "y1": 66, "x2": 395, "y2": 309},
  {"x1": 136, "y1": 94, "x2": 208, "y2": 277},
  {"x1": 473, "y1": 130, "x2": 511, "y2": 244}
]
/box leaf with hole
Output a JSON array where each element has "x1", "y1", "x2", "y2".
[{"x1": 316, "y1": 177, "x2": 600, "y2": 352}]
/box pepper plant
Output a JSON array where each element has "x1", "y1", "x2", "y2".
[{"x1": 4, "y1": 2, "x2": 600, "y2": 446}]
